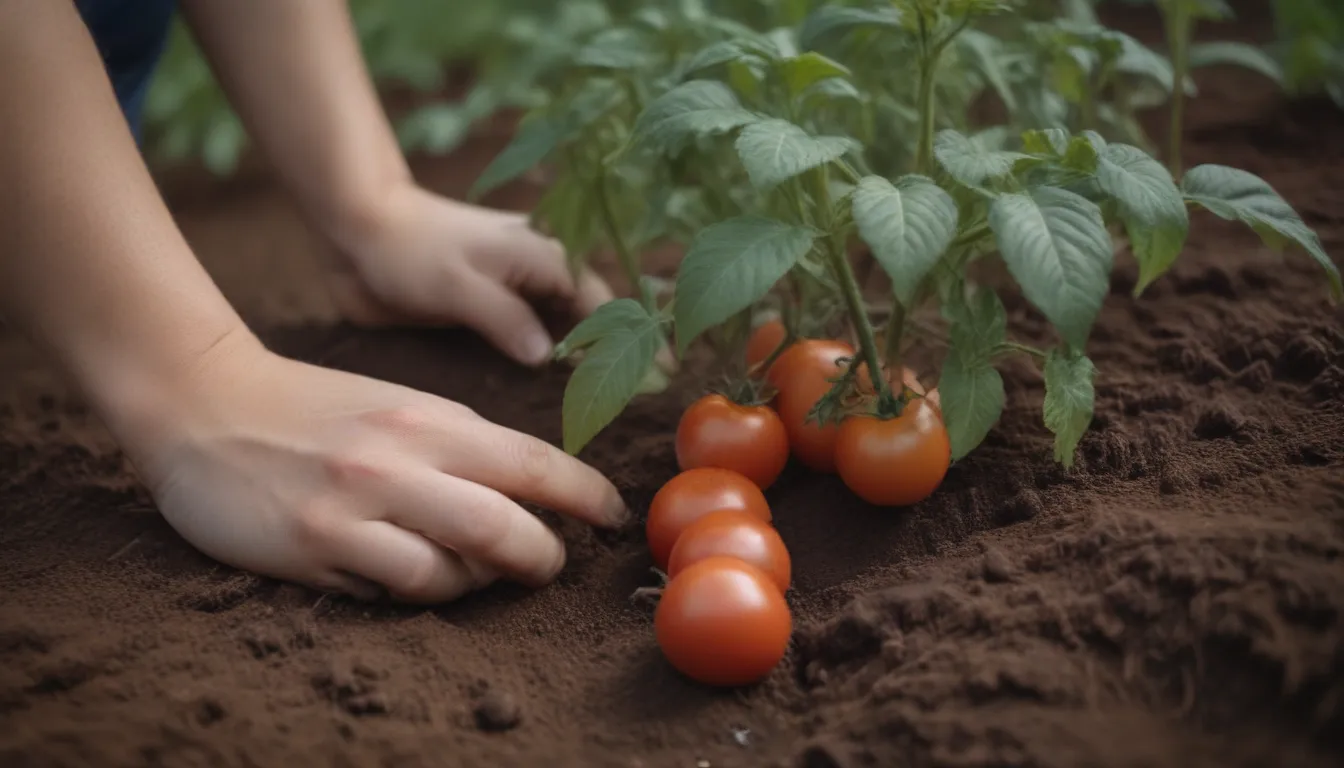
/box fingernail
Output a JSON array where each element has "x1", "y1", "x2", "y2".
[
  {"x1": 517, "y1": 332, "x2": 553, "y2": 367},
  {"x1": 605, "y1": 489, "x2": 632, "y2": 527}
]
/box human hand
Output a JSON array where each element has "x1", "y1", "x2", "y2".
[
  {"x1": 322, "y1": 185, "x2": 614, "y2": 367},
  {"x1": 119, "y1": 331, "x2": 629, "y2": 603}
]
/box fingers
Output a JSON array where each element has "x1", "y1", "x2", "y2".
[
  {"x1": 324, "y1": 519, "x2": 484, "y2": 603},
  {"x1": 439, "y1": 418, "x2": 629, "y2": 530},
  {"x1": 380, "y1": 468, "x2": 569, "y2": 588},
  {"x1": 574, "y1": 266, "x2": 615, "y2": 318},
  {"x1": 455, "y1": 274, "x2": 555, "y2": 367}
]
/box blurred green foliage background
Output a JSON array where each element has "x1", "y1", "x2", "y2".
[{"x1": 142, "y1": 0, "x2": 1341, "y2": 177}]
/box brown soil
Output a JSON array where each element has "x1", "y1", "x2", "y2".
[{"x1": 3, "y1": 4, "x2": 1342, "y2": 767}]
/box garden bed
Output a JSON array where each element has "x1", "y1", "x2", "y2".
[{"x1": 2, "y1": 4, "x2": 1342, "y2": 767}]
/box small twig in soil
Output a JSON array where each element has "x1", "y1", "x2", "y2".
[
  {"x1": 106, "y1": 534, "x2": 144, "y2": 562},
  {"x1": 628, "y1": 567, "x2": 669, "y2": 607}
]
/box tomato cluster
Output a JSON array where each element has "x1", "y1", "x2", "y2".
[
  {"x1": 675, "y1": 320, "x2": 952, "y2": 507},
  {"x1": 646, "y1": 467, "x2": 793, "y2": 687}
]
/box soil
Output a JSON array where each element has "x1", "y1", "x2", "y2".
[{"x1": 3, "y1": 4, "x2": 1343, "y2": 767}]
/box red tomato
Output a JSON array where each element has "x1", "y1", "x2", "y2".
[
  {"x1": 676, "y1": 395, "x2": 789, "y2": 489},
  {"x1": 766, "y1": 339, "x2": 854, "y2": 473},
  {"x1": 667, "y1": 510, "x2": 791, "y2": 592},
  {"x1": 646, "y1": 468, "x2": 772, "y2": 569},
  {"x1": 746, "y1": 319, "x2": 788, "y2": 368},
  {"x1": 834, "y1": 399, "x2": 951, "y2": 506},
  {"x1": 655, "y1": 556, "x2": 792, "y2": 687}
]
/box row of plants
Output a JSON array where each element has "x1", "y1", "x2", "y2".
[{"x1": 470, "y1": 0, "x2": 1338, "y2": 509}]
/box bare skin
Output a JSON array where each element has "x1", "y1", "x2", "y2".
[{"x1": 0, "y1": 2, "x2": 627, "y2": 603}]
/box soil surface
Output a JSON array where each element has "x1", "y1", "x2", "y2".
[{"x1": 3, "y1": 4, "x2": 1343, "y2": 767}]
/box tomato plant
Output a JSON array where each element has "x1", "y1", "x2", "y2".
[
  {"x1": 474, "y1": 0, "x2": 1337, "y2": 487},
  {"x1": 835, "y1": 398, "x2": 951, "y2": 506},
  {"x1": 676, "y1": 394, "x2": 789, "y2": 488},
  {"x1": 645, "y1": 467, "x2": 771, "y2": 568},
  {"x1": 667, "y1": 509, "x2": 792, "y2": 591},
  {"x1": 654, "y1": 556, "x2": 792, "y2": 687}
]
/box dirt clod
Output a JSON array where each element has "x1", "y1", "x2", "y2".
[{"x1": 473, "y1": 689, "x2": 522, "y2": 732}]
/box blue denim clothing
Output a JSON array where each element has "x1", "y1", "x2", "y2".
[{"x1": 75, "y1": 0, "x2": 177, "y2": 142}]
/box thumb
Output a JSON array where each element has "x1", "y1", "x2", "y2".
[{"x1": 456, "y1": 275, "x2": 555, "y2": 367}]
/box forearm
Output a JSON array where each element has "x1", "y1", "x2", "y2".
[
  {"x1": 0, "y1": 3, "x2": 253, "y2": 442},
  {"x1": 179, "y1": 0, "x2": 412, "y2": 251}
]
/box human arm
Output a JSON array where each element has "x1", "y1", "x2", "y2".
[
  {"x1": 178, "y1": 0, "x2": 614, "y2": 366},
  {"x1": 0, "y1": 2, "x2": 628, "y2": 601}
]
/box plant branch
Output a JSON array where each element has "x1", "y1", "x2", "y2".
[
  {"x1": 996, "y1": 340, "x2": 1048, "y2": 359},
  {"x1": 810, "y1": 168, "x2": 889, "y2": 404},
  {"x1": 1162, "y1": 2, "x2": 1192, "y2": 178},
  {"x1": 594, "y1": 171, "x2": 645, "y2": 309}
]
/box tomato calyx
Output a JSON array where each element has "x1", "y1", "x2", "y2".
[{"x1": 711, "y1": 374, "x2": 776, "y2": 409}]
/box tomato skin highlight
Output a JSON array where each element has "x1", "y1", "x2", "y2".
[
  {"x1": 746, "y1": 319, "x2": 789, "y2": 368},
  {"x1": 667, "y1": 510, "x2": 791, "y2": 592},
  {"x1": 834, "y1": 399, "x2": 951, "y2": 506},
  {"x1": 646, "y1": 468, "x2": 772, "y2": 569},
  {"x1": 767, "y1": 339, "x2": 854, "y2": 473},
  {"x1": 676, "y1": 395, "x2": 789, "y2": 489},
  {"x1": 655, "y1": 556, "x2": 792, "y2": 687}
]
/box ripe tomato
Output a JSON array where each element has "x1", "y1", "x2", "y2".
[
  {"x1": 667, "y1": 510, "x2": 791, "y2": 592},
  {"x1": 655, "y1": 556, "x2": 792, "y2": 687},
  {"x1": 746, "y1": 319, "x2": 788, "y2": 368},
  {"x1": 676, "y1": 395, "x2": 789, "y2": 489},
  {"x1": 834, "y1": 398, "x2": 951, "y2": 506},
  {"x1": 766, "y1": 339, "x2": 854, "y2": 473},
  {"x1": 646, "y1": 467, "x2": 772, "y2": 569}
]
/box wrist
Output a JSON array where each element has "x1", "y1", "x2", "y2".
[
  {"x1": 83, "y1": 318, "x2": 265, "y2": 473},
  {"x1": 302, "y1": 159, "x2": 416, "y2": 258}
]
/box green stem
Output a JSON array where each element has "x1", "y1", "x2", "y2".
[
  {"x1": 996, "y1": 340, "x2": 1048, "y2": 359},
  {"x1": 810, "y1": 169, "x2": 889, "y2": 405},
  {"x1": 882, "y1": 301, "x2": 906, "y2": 373},
  {"x1": 1163, "y1": 2, "x2": 1191, "y2": 178},
  {"x1": 914, "y1": 54, "x2": 939, "y2": 175},
  {"x1": 952, "y1": 222, "x2": 991, "y2": 250},
  {"x1": 594, "y1": 171, "x2": 644, "y2": 309}
]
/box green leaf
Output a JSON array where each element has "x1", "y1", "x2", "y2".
[
  {"x1": 938, "y1": 283, "x2": 1007, "y2": 460},
  {"x1": 1023, "y1": 128, "x2": 1071, "y2": 156},
  {"x1": 673, "y1": 217, "x2": 817, "y2": 354},
  {"x1": 632, "y1": 80, "x2": 758, "y2": 156},
  {"x1": 797, "y1": 5, "x2": 903, "y2": 49},
  {"x1": 1116, "y1": 35, "x2": 1177, "y2": 92},
  {"x1": 957, "y1": 30, "x2": 1018, "y2": 114},
  {"x1": 574, "y1": 28, "x2": 653, "y2": 69},
  {"x1": 470, "y1": 115, "x2": 564, "y2": 200},
  {"x1": 939, "y1": 355, "x2": 1005, "y2": 461},
  {"x1": 202, "y1": 117, "x2": 246, "y2": 176},
  {"x1": 990, "y1": 187, "x2": 1113, "y2": 349},
  {"x1": 680, "y1": 41, "x2": 750, "y2": 78},
  {"x1": 944, "y1": 281, "x2": 1008, "y2": 355},
  {"x1": 1042, "y1": 350, "x2": 1096, "y2": 467},
  {"x1": 851, "y1": 175, "x2": 959, "y2": 307},
  {"x1": 561, "y1": 308, "x2": 663, "y2": 454},
  {"x1": 1095, "y1": 144, "x2": 1189, "y2": 294},
  {"x1": 734, "y1": 119, "x2": 856, "y2": 189},
  {"x1": 780, "y1": 52, "x2": 852, "y2": 94},
  {"x1": 934, "y1": 130, "x2": 1030, "y2": 187},
  {"x1": 555, "y1": 298, "x2": 653, "y2": 357},
  {"x1": 1188, "y1": 41, "x2": 1285, "y2": 83},
  {"x1": 1182, "y1": 164, "x2": 1341, "y2": 299}
]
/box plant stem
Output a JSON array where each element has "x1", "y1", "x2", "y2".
[
  {"x1": 594, "y1": 171, "x2": 644, "y2": 309},
  {"x1": 914, "y1": 54, "x2": 939, "y2": 175},
  {"x1": 952, "y1": 222, "x2": 991, "y2": 250},
  {"x1": 810, "y1": 169, "x2": 889, "y2": 404},
  {"x1": 1162, "y1": 2, "x2": 1191, "y2": 178},
  {"x1": 882, "y1": 301, "x2": 906, "y2": 372},
  {"x1": 996, "y1": 340, "x2": 1048, "y2": 359}
]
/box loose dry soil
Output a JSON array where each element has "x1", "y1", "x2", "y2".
[{"x1": 2, "y1": 4, "x2": 1342, "y2": 767}]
